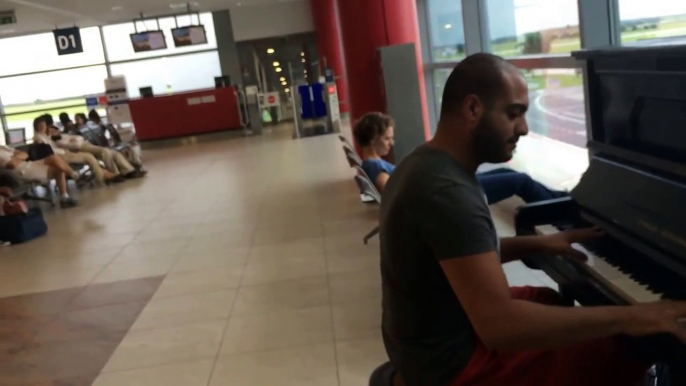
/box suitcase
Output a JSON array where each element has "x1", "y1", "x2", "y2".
[{"x1": 0, "y1": 208, "x2": 48, "y2": 244}]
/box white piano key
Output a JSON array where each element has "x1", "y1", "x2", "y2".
[{"x1": 534, "y1": 225, "x2": 662, "y2": 304}]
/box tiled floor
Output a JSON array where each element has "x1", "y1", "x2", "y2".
[{"x1": 0, "y1": 123, "x2": 552, "y2": 385}]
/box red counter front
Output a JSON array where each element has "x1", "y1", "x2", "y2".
[{"x1": 128, "y1": 87, "x2": 242, "y2": 141}]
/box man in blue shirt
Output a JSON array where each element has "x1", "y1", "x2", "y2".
[{"x1": 353, "y1": 112, "x2": 567, "y2": 205}]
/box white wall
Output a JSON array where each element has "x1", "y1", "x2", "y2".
[{"x1": 231, "y1": 0, "x2": 314, "y2": 41}]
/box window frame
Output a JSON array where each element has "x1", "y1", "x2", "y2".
[{"x1": 0, "y1": 12, "x2": 220, "y2": 145}]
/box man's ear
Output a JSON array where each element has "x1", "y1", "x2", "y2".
[{"x1": 462, "y1": 95, "x2": 484, "y2": 124}]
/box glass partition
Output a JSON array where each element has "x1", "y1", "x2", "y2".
[
  {"x1": 0, "y1": 66, "x2": 108, "y2": 139},
  {"x1": 0, "y1": 27, "x2": 104, "y2": 77},
  {"x1": 486, "y1": 0, "x2": 580, "y2": 57},
  {"x1": 618, "y1": 0, "x2": 686, "y2": 45},
  {"x1": 109, "y1": 51, "x2": 221, "y2": 98},
  {"x1": 427, "y1": 0, "x2": 466, "y2": 62}
]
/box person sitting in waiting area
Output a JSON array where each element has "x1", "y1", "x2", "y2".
[
  {"x1": 352, "y1": 111, "x2": 567, "y2": 204},
  {"x1": 46, "y1": 125, "x2": 144, "y2": 179},
  {"x1": 32, "y1": 116, "x2": 125, "y2": 185},
  {"x1": 88, "y1": 109, "x2": 144, "y2": 170},
  {"x1": 0, "y1": 144, "x2": 78, "y2": 208},
  {"x1": 58, "y1": 112, "x2": 78, "y2": 134},
  {"x1": 74, "y1": 112, "x2": 88, "y2": 128}
]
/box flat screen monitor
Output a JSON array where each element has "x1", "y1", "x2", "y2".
[
  {"x1": 171, "y1": 25, "x2": 207, "y2": 47},
  {"x1": 140, "y1": 87, "x2": 154, "y2": 98},
  {"x1": 130, "y1": 30, "x2": 167, "y2": 53}
]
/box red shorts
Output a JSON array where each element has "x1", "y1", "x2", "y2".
[{"x1": 451, "y1": 286, "x2": 649, "y2": 386}]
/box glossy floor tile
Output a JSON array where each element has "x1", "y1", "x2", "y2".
[{"x1": 0, "y1": 123, "x2": 557, "y2": 384}]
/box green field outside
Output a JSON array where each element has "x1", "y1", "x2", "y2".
[
  {"x1": 3, "y1": 99, "x2": 89, "y2": 124},
  {"x1": 435, "y1": 16, "x2": 686, "y2": 61}
]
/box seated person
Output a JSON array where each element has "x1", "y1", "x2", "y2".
[
  {"x1": 380, "y1": 53, "x2": 678, "y2": 386},
  {"x1": 32, "y1": 116, "x2": 125, "y2": 185},
  {"x1": 46, "y1": 125, "x2": 144, "y2": 179},
  {"x1": 0, "y1": 145, "x2": 78, "y2": 208},
  {"x1": 353, "y1": 112, "x2": 567, "y2": 204},
  {"x1": 74, "y1": 112, "x2": 88, "y2": 128},
  {"x1": 88, "y1": 109, "x2": 144, "y2": 170},
  {"x1": 58, "y1": 112, "x2": 78, "y2": 134}
]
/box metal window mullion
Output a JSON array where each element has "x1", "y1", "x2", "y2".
[
  {"x1": 578, "y1": 0, "x2": 616, "y2": 49},
  {"x1": 462, "y1": 0, "x2": 490, "y2": 55}
]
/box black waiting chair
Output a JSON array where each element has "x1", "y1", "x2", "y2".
[
  {"x1": 0, "y1": 170, "x2": 55, "y2": 206},
  {"x1": 353, "y1": 167, "x2": 382, "y2": 244}
]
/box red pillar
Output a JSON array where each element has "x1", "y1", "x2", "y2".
[
  {"x1": 336, "y1": 0, "x2": 430, "y2": 140},
  {"x1": 311, "y1": 0, "x2": 349, "y2": 113}
]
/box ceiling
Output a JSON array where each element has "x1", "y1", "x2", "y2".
[{"x1": 0, "y1": 0, "x2": 303, "y2": 36}]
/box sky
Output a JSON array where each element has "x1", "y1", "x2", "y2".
[{"x1": 512, "y1": 0, "x2": 686, "y2": 34}]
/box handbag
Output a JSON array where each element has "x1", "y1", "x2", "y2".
[{"x1": 0, "y1": 207, "x2": 48, "y2": 244}]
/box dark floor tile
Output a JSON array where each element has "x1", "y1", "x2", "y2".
[
  {"x1": 68, "y1": 276, "x2": 164, "y2": 310},
  {"x1": 0, "y1": 339, "x2": 114, "y2": 384},
  {"x1": 0, "y1": 315, "x2": 52, "y2": 345},
  {"x1": 0, "y1": 289, "x2": 82, "y2": 320},
  {"x1": 19, "y1": 374, "x2": 97, "y2": 386},
  {"x1": 35, "y1": 301, "x2": 147, "y2": 344}
]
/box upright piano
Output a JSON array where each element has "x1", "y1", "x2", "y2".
[{"x1": 515, "y1": 45, "x2": 686, "y2": 382}]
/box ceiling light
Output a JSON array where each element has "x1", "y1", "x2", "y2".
[
  {"x1": 112, "y1": 6, "x2": 123, "y2": 11},
  {"x1": 301, "y1": 58, "x2": 305, "y2": 63},
  {"x1": 444, "y1": 24, "x2": 452, "y2": 29},
  {"x1": 267, "y1": 48, "x2": 275, "y2": 54},
  {"x1": 275, "y1": 67, "x2": 282, "y2": 72},
  {"x1": 281, "y1": 81, "x2": 287, "y2": 86},
  {"x1": 0, "y1": 29, "x2": 15, "y2": 34},
  {"x1": 237, "y1": 2, "x2": 242, "y2": 5},
  {"x1": 273, "y1": 61, "x2": 280, "y2": 67},
  {"x1": 279, "y1": 77, "x2": 286, "y2": 81},
  {"x1": 301, "y1": 52, "x2": 305, "y2": 57},
  {"x1": 169, "y1": 3, "x2": 187, "y2": 9},
  {"x1": 285, "y1": 88, "x2": 290, "y2": 93}
]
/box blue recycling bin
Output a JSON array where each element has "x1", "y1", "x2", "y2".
[{"x1": 298, "y1": 84, "x2": 327, "y2": 120}]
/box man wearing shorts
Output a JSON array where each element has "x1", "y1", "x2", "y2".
[
  {"x1": 379, "y1": 53, "x2": 686, "y2": 386},
  {"x1": 0, "y1": 145, "x2": 78, "y2": 208}
]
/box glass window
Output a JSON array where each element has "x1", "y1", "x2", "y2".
[
  {"x1": 0, "y1": 27, "x2": 105, "y2": 77},
  {"x1": 109, "y1": 51, "x2": 221, "y2": 98},
  {"x1": 523, "y1": 68, "x2": 586, "y2": 148},
  {"x1": 486, "y1": 0, "x2": 580, "y2": 57},
  {"x1": 0, "y1": 66, "x2": 108, "y2": 139},
  {"x1": 103, "y1": 13, "x2": 217, "y2": 62},
  {"x1": 618, "y1": 1, "x2": 686, "y2": 45},
  {"x1": 427, "y1": 0, "x2": 465, "y2": 62}
]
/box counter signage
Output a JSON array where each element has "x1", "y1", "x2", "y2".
[{"x1": 53, "y1": 27, "x2": 83, "y2": 55}]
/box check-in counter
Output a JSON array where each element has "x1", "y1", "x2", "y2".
[{"x1": 128, "y1": 87, "x2": 242, "y2": 141}]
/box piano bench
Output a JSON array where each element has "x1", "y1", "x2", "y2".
[{"x1": 369, "y1": 362, "x2": 404, "y2": 386}]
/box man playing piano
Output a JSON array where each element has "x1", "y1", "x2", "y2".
[{"x1": 379, "y1": 53, "x2": 686, "y2": 386}]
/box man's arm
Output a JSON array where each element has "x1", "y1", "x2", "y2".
[
  {"x1": 440, "y1": 252, "x2": 686, "y2": 350},
  {"x1": 500, "y1": 227, "x2": 603, "y2": 263}
]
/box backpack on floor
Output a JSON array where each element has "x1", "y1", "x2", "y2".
[{"x1": 0, "y1": 208, "x2": 48, "y2": 244}]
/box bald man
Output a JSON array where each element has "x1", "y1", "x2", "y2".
[{"x1": 379, "y1": 53, "x2": 683, "y2": 386}]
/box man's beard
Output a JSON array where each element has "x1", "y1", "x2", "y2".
[{"x1": 473, "y1": 114, "x2": 516, "y2": 164}]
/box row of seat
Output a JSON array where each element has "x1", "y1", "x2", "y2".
[
  {"x1": 337, "y1": 135, "x2": 399, "y2": 386},
  {"x1": 338, "y1": 135, "x2": 382, "y2": 245}
]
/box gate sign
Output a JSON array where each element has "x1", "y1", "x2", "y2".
[{"x1": 53, "y1": 27, "x2": 83, "y2": 55}]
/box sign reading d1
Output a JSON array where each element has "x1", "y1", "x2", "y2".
[{"x1": 53, "y1": 27, "x2": 83, "y2": 55}]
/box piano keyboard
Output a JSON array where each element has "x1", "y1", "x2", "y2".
[{"x1": 535, "y1": 225, "x2": 662, "y2": 304}]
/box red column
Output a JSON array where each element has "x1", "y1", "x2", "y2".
[
  {"x1": 311, "y1": 0, "x2": 349, "y2": 113},
  {"x1": 336, "y1": 0, "x2": 430, "y2": 139}
]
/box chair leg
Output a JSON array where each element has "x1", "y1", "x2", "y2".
[
  {"x1": 23, "y1": 193, "x2": 55, "y2": 206},
  {"x1": 364, "y1": 225, "x2": 380, "y2": 245}
]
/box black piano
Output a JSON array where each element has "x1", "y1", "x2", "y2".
[{"x1": 515, "y1": 45, "x2": 686, "y2": 383}]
